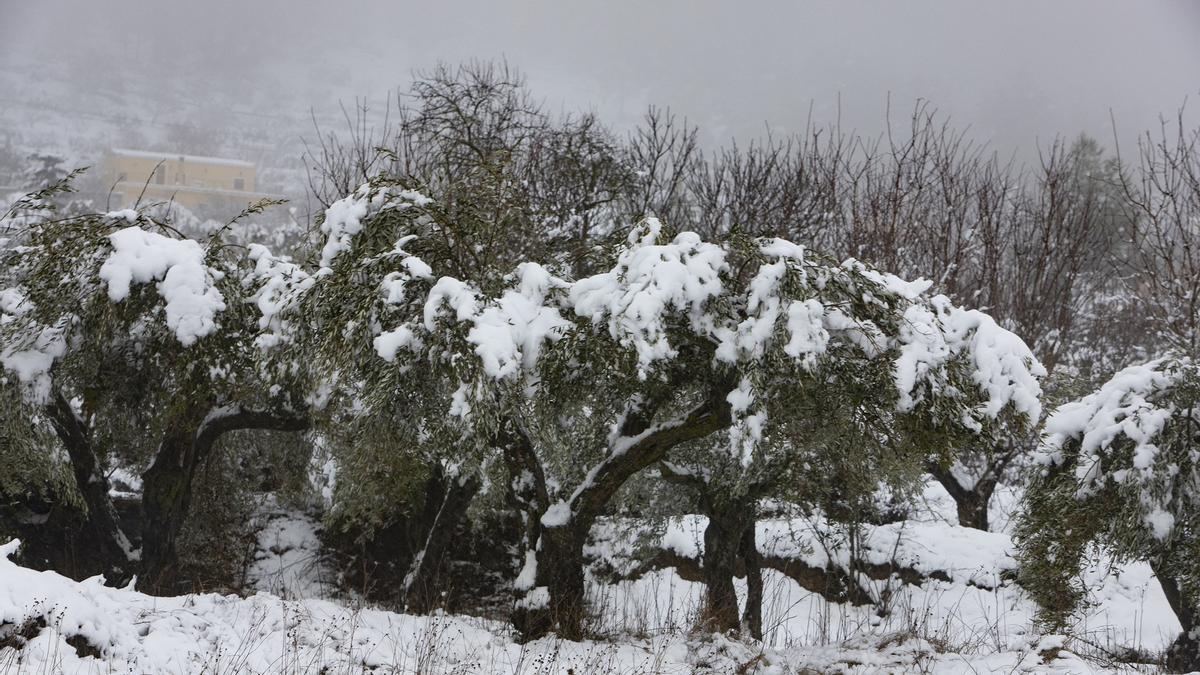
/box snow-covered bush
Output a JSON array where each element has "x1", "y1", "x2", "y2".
[
  {"x1": 1018, "y1": 356, "x2": 1200, "y2": 670},
  {"x1": 0, "y1": 184, "x2": 312, "y2": 591}
]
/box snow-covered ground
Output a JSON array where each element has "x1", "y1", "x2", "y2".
[
  {"x1": 0, "y1": 535, "x2": 1144, "y2": 674},
  {"x1": 0, "y1": 484, "x2": 1180, "y2": 674},
  {"x1": 245, "y1": 496, "x2": 333, "y2": 601}
]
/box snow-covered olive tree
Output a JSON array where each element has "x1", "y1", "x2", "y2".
[
  {"x1": 0, "y1": 193, "x2": 310, "y2": 590},
  {"x1": 1018, "y1": 357, "x2": 1200, "y2": 671},
  {"x1": 648, "y1": 247, "x2": 1046, "y2": 637},
  {"x1": 292, "y1": 172, "x2": 1044, "y2": 639},
  {"x1": 252, "y1": 177, "x2": 497, "y2": 612}
]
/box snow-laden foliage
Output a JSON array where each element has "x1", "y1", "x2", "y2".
[
  {"x1": 318, "y1": 183, "x2": 432, "y2": 272},
  {"x1": 0, "y1": 287, "x2": 66, "y2": 403},
  {"x1": 1018, "y1": 357, "x2": 1200, "y2": 652},
  {"x1": 247, "y1": 244, "x2": 314, "y2": 351},
  {"x1": 313, "y1": 179, "x2": 1040, "y2": 441},
  {"x1": 1038, "y1": 358, "x2": 1194, "y2": 539},
  {"x1": 256, "y1": 181, "x2": 469, "y2": 539},
  {"x1": 0, "y1": 383, "x2": 79, "y2": 531},
  {"x1": 0, "y1": 204, "x2": 286, "y2": 418},
  {"x1": 98, "y1": 224, "x2": 227, "y2": 347},
  {"x1": 293, "y1": 183, "x2": 1044, "y2": 455},
  {"x1": 570, "y1": 221, "x2": 726, "y2": 374},
  {"x1": 270, "y1": 177, "x2": 1045, "y2": 637}
]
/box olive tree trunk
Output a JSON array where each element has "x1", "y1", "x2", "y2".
[
  {"x1": 41, "y1": 392, "x2": 135, "y2": 581},
  {"x1": 928, "y1": 462, "x2": 997, "y2": 531},
  {"x1": 512, "y1": 392, "x2": 732, "y2": 641},
  {"x1": 1154, "y1": 562, "x2": 1200, "y2": 673},
  {"x1": 139, "y1": 405, "x2": 308, "y2": 592},
  {"x1": 740, "y1": 523, "x2": 763, "y2": 640},
  {"x1": 402, "y1": 470, "x2": 482, "y2": 613},
  {"x1": 699, "y1": 511, "x2": 749, "y2": 635},
  {"x1": 658, "y1": 462, "x2": 763, "y2": 639}
]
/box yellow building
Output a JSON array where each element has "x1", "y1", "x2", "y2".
[{"x1": 102, "y1": 148, "x2": 271, "y2": 214}]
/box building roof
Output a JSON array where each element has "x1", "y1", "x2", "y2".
[{"x1": 109, "y1": 148, "x2": 256, "y2": 169}]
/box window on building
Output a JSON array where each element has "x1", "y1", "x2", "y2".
[{"x1": 233, "y1": 178, "x2": 245, "y2": 191}]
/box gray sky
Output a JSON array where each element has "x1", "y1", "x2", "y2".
[{"x1": 3, "y1": 0, "x2": 1199, "y2": 158}]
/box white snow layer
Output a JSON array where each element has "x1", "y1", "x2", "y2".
[
  {"x1": 1039, "y1": 358, "x2": 1193, "y2": 541},
  {"x1": 0, "y1": 514, "x2": 1178, "y2": 674},
  {"x1": 245, "y1": 498, "x2": 332, "y2": 601},
  {"x1": 0, "y1": 288, "x2": 66, "y2": 402},
  {"x1": 317, "y1": 185, "x2": 430, "y2": 270},
  {"x1": 98, "y1": 226, "x2": 226, "y2": 346},
  {"x1": 1040, "y1": 358, "x2": 1178, "y2": 470}
]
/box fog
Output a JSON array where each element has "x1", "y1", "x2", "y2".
[{"x1": 3, "y1": 0, "x2": 1199, "y2": 160}]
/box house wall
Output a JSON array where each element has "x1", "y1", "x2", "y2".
[{"x1": 102, "y1": 151, "x2": 259, "y2": 212}]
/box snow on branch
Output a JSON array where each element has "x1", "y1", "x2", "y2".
[
  {"x1": 248, "y1": 244, "x2": 315, "y2": 350},
  {"x1": 0, "y1": 287, "x2": 66, "y2": 403},
  {"x1": 287, "y1": 182, "x2": 1047, "y2": 465},
  {"x1": 1037, "y1": 357, "x2": 1196, "y2": 541},
  {"x1": 897, "y1": 295, "x2": 1045, "y2": 427},
  {"x1": 98, "y1": 226, "x2": 226, "y2": 347},
  {"x1": 571, "y1": 219, "x2": 727, "y2": 376},
  {"x1": 318, "y1": 184, "x2": 432, "y2": 271}
]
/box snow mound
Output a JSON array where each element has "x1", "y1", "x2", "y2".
[
  {"x1": 0, "y1": 540, "x2": 775, "y2": 673},
  {"x1": 98, "y1": 226, "x2": 226, "y2": 346}
]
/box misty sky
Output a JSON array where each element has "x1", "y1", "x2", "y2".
[{"x1": 4, "y1": 0, "x2": 1200, "y2": 158}]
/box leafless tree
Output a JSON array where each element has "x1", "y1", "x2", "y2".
[
  {"x1": 620, "y1": 106, "x2": 700, "y2": 228},
  {"x1": 1116, "y1": 113, "x2": 1200, "y2": 356}
]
